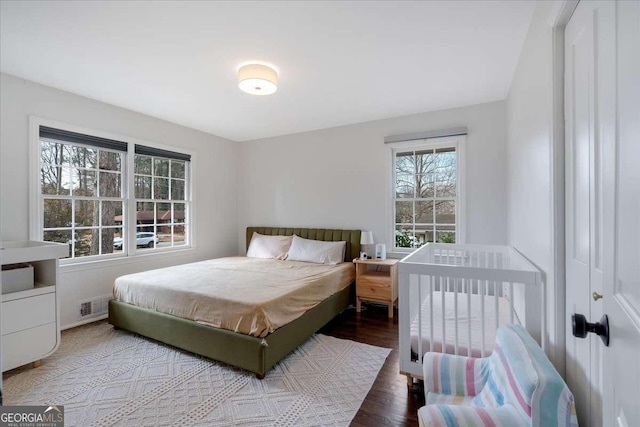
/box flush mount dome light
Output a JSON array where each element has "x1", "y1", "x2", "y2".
[{"x1": 238, "y1": 64, "x2": 278, "y2": 95}]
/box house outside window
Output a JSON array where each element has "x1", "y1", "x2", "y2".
[
  {"x1": 33, "y1": 121, "x2": 192, "y2": 262},
  {"x1": 131, "y1": 151, "x2": 189, "y2": 250},
  {"x1": 390, "y1": 136, "x2": 465, "y2": 251}
]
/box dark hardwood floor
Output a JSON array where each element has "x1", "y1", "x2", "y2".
[{"x1": 320, "y1": 303, "x2": 424, "y2": 427}]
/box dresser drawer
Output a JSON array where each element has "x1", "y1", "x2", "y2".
[
  {"x1": 357, "y1": 274, "x2": 391, "y2": 300},
  {"x1": 1, "y1": 293, "x2": 56, "y2": 335},
  {"x1": 2, "y1": 322, "x2": 57, "y2": 371}
]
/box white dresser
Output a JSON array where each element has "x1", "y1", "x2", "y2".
[{"x1": 1, "y1": 241, "x2": 67, "y2": 371}]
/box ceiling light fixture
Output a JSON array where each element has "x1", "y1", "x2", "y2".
[{"x1": 238, "y1": 64, "x2": 278, "y2": 96}]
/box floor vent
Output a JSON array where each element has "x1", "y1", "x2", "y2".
[
  {"x1": 79, "y1": 301, "x2": 92, "y2": 317},
  {"x1": 78, "y1": 296, "x2": 111, "y2": 319}
]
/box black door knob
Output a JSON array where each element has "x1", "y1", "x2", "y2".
[{"x1": 572, "y1": 313, "x2": 610, "y2": 346}]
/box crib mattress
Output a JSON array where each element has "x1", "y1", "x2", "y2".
[{"x1": 410, "y1": 290, "x2": 518, "y2": 357}]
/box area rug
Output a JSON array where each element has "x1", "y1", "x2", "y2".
[{"x1": 3, "y1": 321, "x2": 391, "y2": 426}]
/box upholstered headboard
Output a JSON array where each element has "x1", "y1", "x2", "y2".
[{"x1": 246, "y1": 227, "x2": 361, "y2": 262}]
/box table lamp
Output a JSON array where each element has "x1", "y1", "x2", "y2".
[{"x1": 360, "y1": 231, "x2": 374, "y2": 259}]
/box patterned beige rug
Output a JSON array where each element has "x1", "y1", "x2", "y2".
[{"x1": 3, "y1": 321, "x2": 390, "y2": 427}]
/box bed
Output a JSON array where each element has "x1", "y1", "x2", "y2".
[{"x1": 108, "y1": 227, "x2": 361, "y2": 378}]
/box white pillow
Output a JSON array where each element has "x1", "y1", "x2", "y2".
[
  {"x1": 286, "y1": 235, "x2": 346, "y2": 264},
  {"x1": 246, "y1": 232, "x2": 293, "y2": 260}
]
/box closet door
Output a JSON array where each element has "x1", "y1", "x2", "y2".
[
  {"x1": 564, "y1": 1, "x2": 611, "y2": 425},
  {"x1": 565, "y1": 1, "x2": 640, "y2": 426}
]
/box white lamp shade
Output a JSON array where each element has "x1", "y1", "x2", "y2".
[
  {"x1": 360, "y1": 231, "x2": 374, "y2": 245},
  {"x1": 238, "y1": 64, "x2": 278, "y2": 95}
]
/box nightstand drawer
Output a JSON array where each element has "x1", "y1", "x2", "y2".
[{"x1": 357, "y1": 274, "x2": 391, "y2": 300}]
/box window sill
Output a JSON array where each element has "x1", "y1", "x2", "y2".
[
  {"x1": 386, "y1": 251, "x2": 414, "y2": 260},
  {"x1": 60, "y1": 246, "x2": 195, "y2": 273}
]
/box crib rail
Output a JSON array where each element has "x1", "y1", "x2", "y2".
[{"x1": 398, "y1": 243, "x2": 543, "y2": 381}]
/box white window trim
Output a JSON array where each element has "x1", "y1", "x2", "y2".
[
  {"x1": 385, "y1": 135, "x2": 466, "y2": 254},
  {"x1": 29, "y1": 116, "x2": 196, "y2": 268}
]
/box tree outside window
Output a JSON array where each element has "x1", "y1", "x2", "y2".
[
  {"x1": 39, "y1": 128, "x2": 191, "y2": 261},
  {"x1": 394, "y1": 145, "x2": 457, "y2": 249},
  {"x1": 41, "y1": 140, "x2": 123, "y2": 258}
]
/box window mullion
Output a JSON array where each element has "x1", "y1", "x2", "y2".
[
  {"x1": 98, "y1": 200, "x2": 103, "y2": 256},
  {"x1": 126, "y1": 144, "x2": 136, "y2": 256},
  {"x1": 169, "y1": 160, "x2": 172, "y2": 204},
  {"x1": 412, "y1": 154, "x2": 418, "y2": 247},
  {"x1": 71, "y1": 194, "x2": 76, "y2": 257},
  {"x1": 41, "y1": 194, "x2": 73, "y2": 200}
]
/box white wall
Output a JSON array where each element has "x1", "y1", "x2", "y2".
[
  {"x1": 238, "y1": 100, "x2": 508, "y2": 253},
  {"x1": 506, "y1": 1, "x2": 565, "y2": 373},
  {"x1": 0, "y1": 73, "x2": 239, "y2": 328}
]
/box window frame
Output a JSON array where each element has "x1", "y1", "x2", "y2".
[
  {"x1": 386, "y1": 135, "x2": 466, "y2": 253},
  {"x1": 132, "y1": 152, "x2": 190, "y2": 252},
  {"x1": 29, "y1": 117, "x2": 195, "y2": 267},
  {"x1": 39, "y1": 139, "x2": 127, "y2": 260}
]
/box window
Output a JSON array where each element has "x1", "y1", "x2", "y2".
[
  {"x1": 35, "y1": 123, "x2": 191, "y2": 262},
  {"x1": 133, "y1": 149, "x2": 188, "y2": 251},
  {"x1": 391, "y1": 137, "x2": 463, "y2": 250}
]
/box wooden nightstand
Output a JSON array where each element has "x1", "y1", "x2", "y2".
[{"x1": 354, "y1": 258, "x2": 399, "y2": 319}]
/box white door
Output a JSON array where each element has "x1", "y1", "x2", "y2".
[
  {"x1": 565, "y1": 1, "x2": 640, "y2": 426},
  {"x1": 602, "y1": 2, "x2": 640, "y2": 426},
  {"x1": 565, "y1": 1, "x2": 609, "y2": 425}
]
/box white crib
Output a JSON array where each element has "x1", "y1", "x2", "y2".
[{"x1": 398, "y1": 243, "x2": 543, "y2": 384}]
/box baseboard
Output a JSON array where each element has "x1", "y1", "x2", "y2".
[{"x1": 61, "y1": 314, "x2": 108, "y2": 330}]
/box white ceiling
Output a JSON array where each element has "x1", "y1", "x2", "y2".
[{"x1": 0, "y1": 1, "x2": 535, "y2": 142}]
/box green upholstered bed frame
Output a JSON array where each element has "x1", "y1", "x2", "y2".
[{"x1": 108, "y1": 227, "x2": 361, "y2": 378}]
